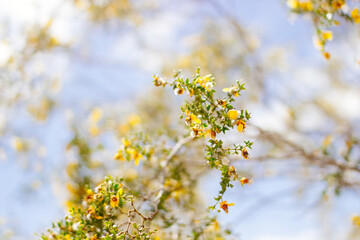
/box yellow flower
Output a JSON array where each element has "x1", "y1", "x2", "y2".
[
  {"x1": 89, "y1": 124, "x2": 100, "y2": 137},
  {"x1": 188, "y1": 88, "x2": 194, "y2": 97},
  {"x1": 322, "y1": 135, "x2": 332, "y2": 148},
  {"x1": 236, "y1": 120, "x2": 246, "y2": 133},
  {"x1": 126, "y1": 148, "x2": 143, "y2": 165},
  {"x1": 90, "y1": 107, "x2": 102, "y2": 123},
  {"x1": 12, "y1": 137, "x2": 25, "y2": 152},
  {"x1": 174, "y1": 84, "x2": 185, "y2": 95},
  {"x1": 240, "y1": 177, "x2": 252, "y2": 186},
  {"x1": 94, "y1": 193, "x2": 103, "y2": 201},
  {"x1": 110, "y1": 195, "x2": 119, "y2": 208},
  {"x1": 85, "y1": 189, "x2": 94, "y2": 202},
  {"x1": 153, "y1": 76, "x2": 165, "y2": 87},
  {"x1": 196, "y1": 74, "x2": 212, "y2": 89},
  {"x1": 196, "y1": 74, "x2": 211, "y2": 83},
  {"x1": 86, "y1": 205, "x2": 103, "y2": 219},
  {"x1": 287, "y1": 0, "x2": 313, "y2": 11},
  {"x1": 219, "y1": 201, "x2": 235, "y2": 213},
  {"x1": 64, "y1": 234, "x2": 72, "y2": 240},
  {"x1": 351, "y1": 8, "x2": 360, "y2": 23},
  {"x1": 223, "y1": 86, "x2": 239, "y2": 97},
  {"x1": 117, "y1": 188, "x2": 123, "y2": 196},
  {"x1": 322, "y1": 31, "x2": 333, "y2": 41},
  {"x1": 352, "y1": 215, "x2": 360, "y2": 226},
  {"x1": 299, "y1": 1, "x2": 313, "y2": 11},
  {"x1": 228, "y1": 166, "x2": 236, "y2": 176},
  {"x1": 287, "y1": 0, "x2": 299, "y2": 9},
  {"x1": 227, "y1": 109, "x2": 238, "y2": 120},
  {"x1": 185, "y1": 111, "x2": 201, "y2": 125},
  {"x1": 117, "y1": 124, "x2": 130, "y2": 135},
  {"x1": 122, "y1": 138, "x2": 131, "y2": 148},
  {"x1": 114, "y1": 151, "x2": 124, "y2": 161},
  {"x1": 212, "y1": 220, "x2": 220, "y2": 232},
  {"x1": 313, "y1": 36, "x2": 324, "y2": 51},
  {"x1": 242, "y1": 148, "x2": 249, "y2": 159},
  {"x1": 190, "y1": 114, "x2": 201, "y2": 124},
  {"x1": 190, "y1": 127, "x2": 205, "y2": 138}
]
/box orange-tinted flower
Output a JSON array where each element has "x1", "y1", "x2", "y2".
[
  {"x1": 219, "y1": 201, "x2": 235, "y2": 213},
  {"x1": 110, "y1": 195, "x2": 119, "y2": 208},
  {"x1": 210, "y1": 130, "x2": 216, "y2": 139},
  {"x1": 228, "y1": 166, "x2": 236, "y2": 176},
  {"x1": 85, "y1": 189, "x2": 94, "y2": 202},
  {"x1": 191, "y1": 127, "x2": 205, "y2": 138},
  {"x1": 323, "y1": 51, "x2": 331, "y2": 60},
  {"x1": 332, "y1": 0, "x2": 345, "y2": 9},
  {"x1": 242, "y1": 148, "x2": 249, "y2": 159},
  {"x1": 153, "y1": 76, "x2": 165, "y2": 87},
  {"x1": 240, "y1": 177, "x2": 252, "y2": 186},
  {"x1": 217, "y1": 99, "x2": 226, "y2": 107},
  {"x1": 94, "y1": 193, "x2": 103, "y2": 201},
  {"x1": 174, "y1": 84, "x2": 185, "y2": 95}
]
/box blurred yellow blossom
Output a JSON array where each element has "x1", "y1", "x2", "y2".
[
  {"x1": 89, "y1": 124, "x2": 100, "y2": 137},
  {"x1": 12, "y1": 137, "x2": 26, "y2": 152},
  {"x1": 352, "y1": 215, "x2": 360, "y2": 226},
  {"x1": 332, "y1": 0, "x2": 345, "y2": 9},
  {"x1": 352, "y1": 8, "x2": 360, "y2": 23},
  {"x1": 322, "y1": 31, "x2": 333, "y2": 41},
  {"x1": 90, "y1": 107, "x2": 103, "y2": 123},
  {"x1": 322, "y1": 135, "x2": 333, "y2": 148},
  {"x1": 126, "y1": 148, "x2": 143, "y2": 165},
  {"x1": 287, "y1": 0, "x2": 313, "y2": 11},
  {"x1": 323, "y1": 51, "x2": 331, "y2": 60},
  {"x1": 114, "y1": 151, "x2": 125, "y2": 161},
  {"x1": 128, "y1": 114, "x2": 141, "y2": 126},
  {"x1": 122, "y1": 138, "x2": 131, "y2": 148}
]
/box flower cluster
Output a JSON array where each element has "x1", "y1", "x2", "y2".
[
  {"x1": 113, "y1": 135, "x2": 153, "y2": 166},
  {"x1": 287, "y1": 0, "x2": 360, "y2": 59},
  {"x1": 42, "y1": 177, "x2": 157, "y2": 240},
  {"x1": 154, "y1": 69, "x2": 253, "y2": 213}
]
